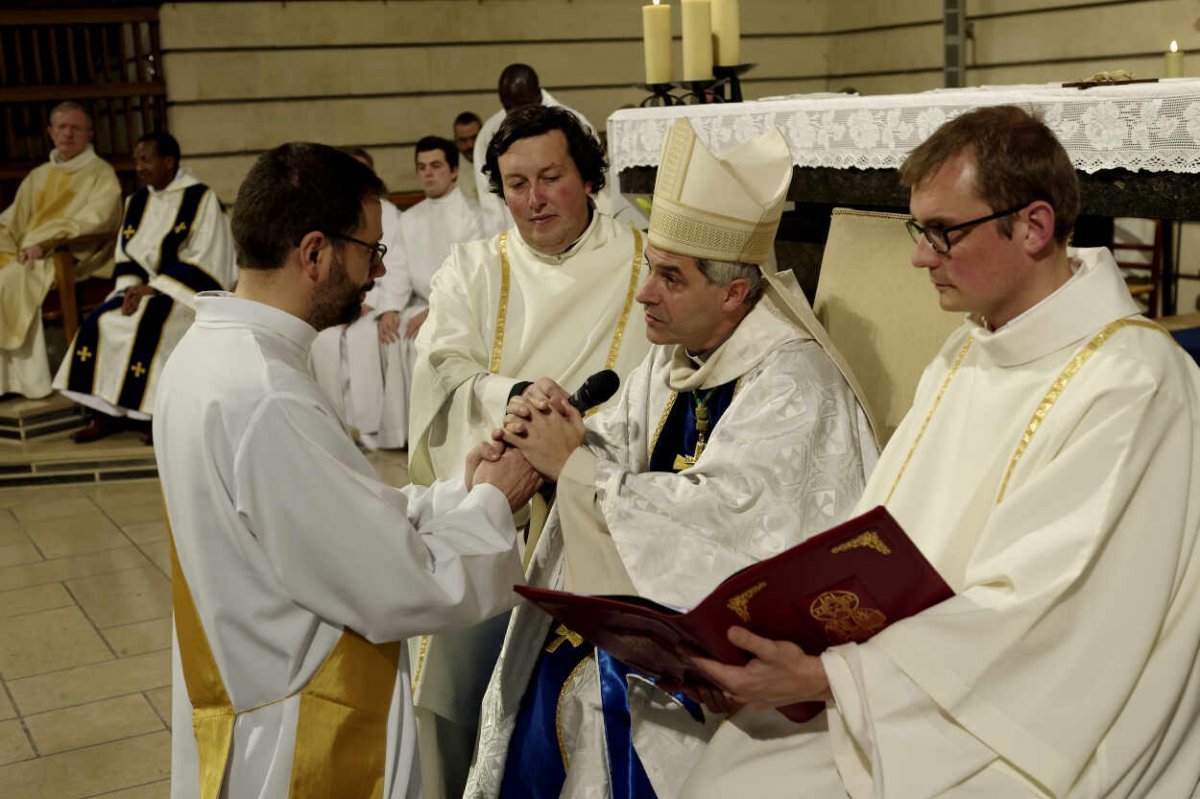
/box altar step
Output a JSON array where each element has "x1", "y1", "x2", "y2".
[{"x1": 0, "y1": 396, "x2": 156, "y2": 487}]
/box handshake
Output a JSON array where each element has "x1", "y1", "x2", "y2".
[{"x1": 464, "y1": 376, "x2": 588, "y2": 511}]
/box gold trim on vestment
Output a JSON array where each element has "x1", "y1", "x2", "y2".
[
  {"x1": 411, "y1": 634, "x2": 431, "y2": 690},
  {"x1": 604, "y1": 228, "x2": 643, "y2": 370},
  {"x1": 556, "y1": 655, "x2": 594, "y2": 771},
  {"x1": 490, "y1": 233, "x2": 512, "y2": 374},
  {"x1": 885, "y1": 338, "x2": 974, "y2": 504},
  {"x1": 994, "y1": 318, "x2": 1167, "y2": 504}
]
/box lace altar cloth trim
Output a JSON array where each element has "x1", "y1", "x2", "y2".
[{"x1": 606, "y1": 79, "x2": 1200, "y2": 176}]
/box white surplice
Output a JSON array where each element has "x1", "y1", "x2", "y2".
[
  {"x1": 52, "y1": 168, "x2": 237, "y2": 418},
  {"x1": 0, "y1": 145, "x2": 121, "y2": 397},
  {"x1": 466, "y1": 292, "x2": 879, "y2": 799},
  {"x1": 684, "y1": 248, "x2": 1200, "y2": 798},
  {"x1": 155, "y1": 293, "x2": 524, "y2": 799},
  {"x1": 309, "y1": 198, "x2": 409, "y2": 447}
]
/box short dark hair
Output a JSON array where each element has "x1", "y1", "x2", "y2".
[
  {"x1": 416, "y1": 135, "x2": 458, "y2": 170},
  {"x1": 454, "y1": 111, "x2": 481, "y2": 128},
  {"x1": 137, "y1": 131, "x2": 181, "y2": 163},
  {"x1": 498, "y1": 64, "x2": 541, "y2": 111},
  {"x1": 900, "y1": 105, "x2": 1080, "y2": 244},
  {"x1": 232, "y1": 142, "x2": 385, "y2": 271},
  {"x1": 483, "y1": 105, "x2": 606, "y2": 198},
  {"x1": 341, "y1": 146, "x2": 374, "y2": 170}
]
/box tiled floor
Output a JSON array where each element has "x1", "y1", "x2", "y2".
[{"x1": 0, "y1": 448, "x2": 409, "y2": 798}]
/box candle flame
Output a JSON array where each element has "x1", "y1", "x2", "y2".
[
  {"x1": 1171, "y1": 40, "x2": 1180, "y2": 53},
  {"x1": 654, "y1": 0, "x2": 661, "y2": 4}
]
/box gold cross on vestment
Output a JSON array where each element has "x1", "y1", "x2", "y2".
[
  {"x1": 173, "y1": 222, "x2": 188, "y2": 234},
  {"x1": 130, "y1": 362, "x2": 147, "y2": 378},
  {"x1": 77, "y1": 346, "x2": 93, "y2": 362},
  {"x1": 122, "y1": 225, "x2": 136, "y2": 238},
  {"x1": 544, "y1": 624, "x2": 583, "y2": 654},
  {"x1": 671, "y1": 395, "x2": 711, "y2": 472}
]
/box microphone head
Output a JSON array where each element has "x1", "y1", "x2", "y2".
[{"x1": 572, "y1": 369, "x2": 620, "y2": 411}]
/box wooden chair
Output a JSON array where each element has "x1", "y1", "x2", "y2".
[
  {"x1": 1110, "y1": 219, "x2": 1163, "y2": 318},
  {"x1": 39, "y1": 231, "x2": 119, "y2": 343}
]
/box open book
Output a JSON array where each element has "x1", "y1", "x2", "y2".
[{"x1": 514, "y1": 506, "x2": 953, "y2": 722}]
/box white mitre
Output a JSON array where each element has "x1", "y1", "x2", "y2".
[{"x1": 648, "y1": 118, "x2": 791, "y2": 266}]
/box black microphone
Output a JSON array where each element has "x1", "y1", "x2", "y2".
[{"x1": 568, "y1": 369, "x2": 620, "y2": 413}]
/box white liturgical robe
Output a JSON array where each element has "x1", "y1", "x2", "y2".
[
  {"x1": 0, "y1": 145, "x2": 121, "y2": 397},
  {"x1": 53, "y1": 168, "x2": 237, "y2": 418},
  {"x1": 155, "y1": 294, "x2": 524, "y2": 799},
  {"x1": 466, "y1": 291, "x2": 879, "y2": 798},
  {"x1": 684, "y1": 248, "x2": 1200, "y2": 798}
]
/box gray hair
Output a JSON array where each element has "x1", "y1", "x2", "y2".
[
  {"x1": 697, "y1": 258, "x2": 764, "y2": 306},
  {"x1": 49, "y1": 101, "x2": 92, "y2": 128}
]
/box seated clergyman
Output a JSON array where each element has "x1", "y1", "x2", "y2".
[
  {"x1": 679, "y1": 105, "x2": 1200, "y2": 798},
  {"x1": 464, "y1": 119, "x2": 879, "y2": 799}
]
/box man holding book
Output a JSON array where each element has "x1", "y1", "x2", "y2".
[
  {"x1": 464, "y1": 119, "x2": 879, "y2": 798},
  {"x1": 682, "y1": 106, "x2": 1200, "y2": 797}
]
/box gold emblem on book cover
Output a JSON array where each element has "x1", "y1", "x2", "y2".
[
  {"x1": 725, "y1": 581, "x2": 767, "y2": 622},
  {"x1": 830, "y1": 531, "x2": 891, "y2": 556},
  {"x1": 810, "y1": 590, "x2": 888, "y2": 643}
]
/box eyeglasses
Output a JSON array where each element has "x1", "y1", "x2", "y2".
[
  {"x1": 905, "y1": 203, "x2": 1031, "y2": 255},
  {"x1": 332, "y1": 234, "x2": 387, "y2": 266}
]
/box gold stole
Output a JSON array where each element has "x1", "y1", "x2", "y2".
[{"x1": 166, "y1": 522, "x2": 401, "y2": 798}]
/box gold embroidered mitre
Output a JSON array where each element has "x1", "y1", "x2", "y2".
[{"x1": 648, "y1": 118, "x2": 792, "y2": 266}]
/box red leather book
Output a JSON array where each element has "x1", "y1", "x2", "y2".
[{"x1": 514, "y1": 505, "x2": 953, "y2": 722}]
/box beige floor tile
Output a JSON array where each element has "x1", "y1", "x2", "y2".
[
  {"x1": 0, "y1": 606, "x2": 113, "y2": 680},
  {"x1": 8, "y1": 650, "x2": 171, "y2": 716},
  {"x1": 144, "y1": 687, "x2": 171, "y2": 730},
  {"x1": 100, "y1": 618, "x2": 172, "y2": 657},
  {"x1": 23, "y1": 511, "x2": 130, "y2": 559},
  {"x1": 91, "y1": 780, "x2": 171, "y2": 798},
  {"x1": 0, "y1": 511, "x2": 25, "y2": 546},
  {"x1": 67, "y1": 566, "x2": 171, "y2": 629},
  {"x1": 100, "y1": 501, "x2": 164, "y2": 528},
  {"x1": 0, "y1": 730, "x2": 169, "y2": 799},
  {"x1": 84, "y1": 481, "x2": 162, "y2": 504},
  {"x1": 25, "y1": 694, "x2": 163, "y2": 755},
  {"x1": 119, "y1": 520, "x2": 166, "y2": 545},
  {"x1": 0, "y1": 684, "x2": 15, "y2": 721},
  {"x1": 0, "y1": 486, "x2": 87, "y2": 511},
  {"x1": 137, "y1": 541, "x2": 171, "y2": 577},
  {"x1": 9, "y1": 496, "x2": 99, "y2": 525},
  {"x1": 0, "y1": 583, "x2": 74, "y2": 620},
  {"x1": 0, "y1": 719, "x2": 33, "y2": 767},
  {"x1": 0, "y1": 540, "x2": 42, "y2": 568},
  {"x1": 0, "y1": 547, "x2": 151, "y2": 592}
]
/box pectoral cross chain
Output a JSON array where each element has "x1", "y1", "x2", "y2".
[{"x1": 672, "y1": 392, "x2": 711, "y2": 471}]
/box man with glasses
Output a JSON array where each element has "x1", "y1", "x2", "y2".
[
  {"x1": 154, "y1": 142, "x2": 541, "y2": 798},
  {"x1": 682, "y1": 105, "x2": 1200, "y2": 797}
]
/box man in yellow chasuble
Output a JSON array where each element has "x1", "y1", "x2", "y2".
[
  {"x1": 408, "y1": 103, "x2": 651, "y2": 798},
  {"x1": 0, "y1": 101, "x2": 121, "y2": 398},
  {"x1": 154, "y1": 143, "x2": 541, "y2": 798},
  {"x1": 682, "y1": 106, "x2": 1200, "y2": 797},
  {"x1": 465, "y1": 119, "x2": 878, "y2": 799}
]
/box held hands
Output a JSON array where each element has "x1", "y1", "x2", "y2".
[
  {"x1": 465, "y1": 438, "x2": 543, "y2": 511},
  {"x1": 18, "y1": 244, "x2": 44, "y2": 264},
  {"x1": 120, "y1": 284, "x2": 158, "y2": 316},
  {"x1": 403, "y1": 308, "x2": 429, "y2": 340},
  {"x1": 685, "y1": 626, "x2": 831, "y2": 712},
  {"x1": 377, "y1": 311, "x2": 401, "y2": 343},
  {"x1": 500, "y1": 381, "x2": 584, "y2": 481}
]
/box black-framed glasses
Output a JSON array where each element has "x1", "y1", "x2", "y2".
[
  {"x1": 905, "y1": 203, "x2": 1031, "y2": 255},
  {"x1": 332, "y1": 234, "x2": 387, "y2": 266}
]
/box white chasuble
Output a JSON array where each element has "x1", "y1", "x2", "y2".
[
  {"x1": 155, "y1": 294, "x2": 524, "y2": 799},
  {"x1": 466, "y1": 293, "x2": 879, "y2": 799},
  {"x1": 53, "y1": 168, "x2": 236, "y2": 417},
  {"x1": 0, "y1": 145, "x2": 121, "y2": 396},
  {"x1": 685, "y1": 248, "x2": 1200, "y2": 798}
]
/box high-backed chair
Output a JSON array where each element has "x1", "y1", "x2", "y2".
[
  {"x1": 40, "y1": 231, "x2": 118, "y2": 343},
  {"x1": 813, "y1": 208, "x2": 962, "y2": 446}
]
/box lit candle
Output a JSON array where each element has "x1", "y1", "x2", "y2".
[
  {"x1": 642, "y1": 1, "x2": 673, "y2": 85},
  {"x1": 712, "y1": 0, "x2": 740, "y2": 66},
  {"x1": 682, "y1": 0, "x2": 713, "y2": 81},
  {"x1": 1165, "y1": 40, "x2": 1184, "y2": 78}
]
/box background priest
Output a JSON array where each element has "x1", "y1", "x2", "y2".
[
  {"x1": 54, "y1": 131, "x2": 236, "y2": 443},
  {"x1": 155, "y1": 142, "x2": 541, "y2": 799},
  {"x1": 0, "y1": 101, "x2": 121, "y2": 398},
  {"x1": 683, "y1": 105, "x2": 1200, "y2": 798},
  {"x1": 454, "y1": 112, "x2": 482, "y2": 203},
  {"x1": 466, "y1": 119, "x2": 879, "y2": 799},
  {"x1": 409, "y1": 103, "x2": 650, "y2": 798}
]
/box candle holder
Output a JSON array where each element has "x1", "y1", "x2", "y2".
[
  {"x1": 712, "y1": 63, "x2": 756, "y2": 103},
  {"x1": 674, "y1": 78, "x2": 728, "y2": 105},
  {"x1": 637, "y1": 83, "x2": 682, "y2": 107}
]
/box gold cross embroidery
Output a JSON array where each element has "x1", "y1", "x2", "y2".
[
  {"x1": 544, "y1": 624, "x2": 583, "y2": 654},
  {"x1": 77, "y1": 346, "x2": 93, "y2": 362},
  {"x1": 122, "y1": 225, "x2": 136, "y2": 238},
  {"x1": 130, "y1": 362, "x2": 147, "y2": 378},
  {"x1": 173, "y1": 222, "x2": 188, "y2": 234}
]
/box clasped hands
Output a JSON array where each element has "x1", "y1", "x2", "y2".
[{"x1": 497, "y1": 377, "x2": 585, "y2": 482}]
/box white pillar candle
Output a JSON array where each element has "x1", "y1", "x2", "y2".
[
  {"x1": 712, "y1": 0, "x2": 740, "y2": 66},
  {"x1": 1165, "y1": 40, "x2": 1184, "y2": 78},
  {"x1": 681, "y1": 0, "x2": 713, "y2": 81},
  {"x1": 642, "y1": 1, "x2": 673, "y2": 84}
]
